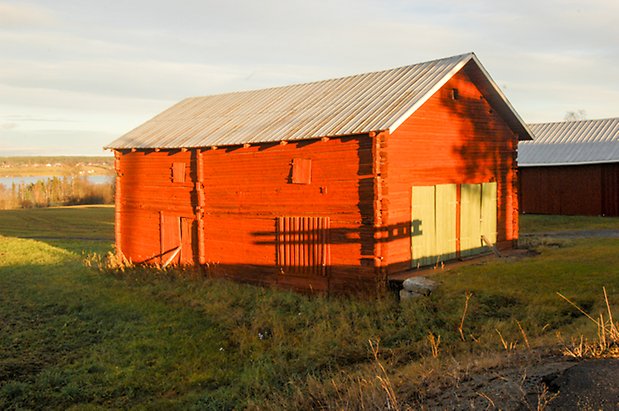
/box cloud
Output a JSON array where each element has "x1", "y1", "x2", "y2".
[
  {"x1": 0, "y1": 2, "x2": 57, "y2": 27},
  {"x1": 1, "y1": 128, "x2": 114, "y2": 156},
  {"x1": 0, "y1": 122, "x2": 16, "y2": 130},
  {"x1": 1, "y1": 0, "x2": 618, "y2": 156},
  {"x1": 0, "y1": 58, "x2": 254, "y2": 100}
]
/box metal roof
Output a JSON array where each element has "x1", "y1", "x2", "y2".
[
  {"x1": 519, "y1": 118, "x2": 619, "y2": 167},
  {"x1": 106, "y1": 52, "x2": 532, "y2": 149}
]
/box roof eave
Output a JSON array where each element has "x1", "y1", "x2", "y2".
[{"x1": 519, "y1": 159, "x2": 619, "y2": 167}]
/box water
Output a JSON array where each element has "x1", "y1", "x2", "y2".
[{"x1": 0, "y1": 175, "x2": 114, "y2": 187}]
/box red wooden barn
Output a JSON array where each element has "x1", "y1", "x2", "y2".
[
  {"x1": 105, "y1": 53, "x2": 532, "y2": 293},
  {"x1": 519, "y1": 118, "x2": 619, "y2": 216}
]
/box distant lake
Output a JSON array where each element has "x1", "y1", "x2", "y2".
[{"x1": 0, "y1": 175, "x2": 114, "y2": 187}]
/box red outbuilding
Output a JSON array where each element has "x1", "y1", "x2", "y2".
[
  {"x1": 519, "y1": 118, "x2": 619, "y2": 216},
  {"x1": 105, "y1": 53, "x2": 532, "y2": 293}
]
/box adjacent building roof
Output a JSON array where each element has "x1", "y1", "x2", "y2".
[
  {"x1": 106, "y1": 52, "x2": 532, "y2": 150},
  {"x1": 519, "y1": 118, "x2": 619, "y2": 167}
]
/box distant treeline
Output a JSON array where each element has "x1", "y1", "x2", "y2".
[
  {"x1": 0, "y1": 176, "x2": 114, "y2": 209},
  {"x1": 0, "y1": 156, "x2": 113, "y2": 167}
]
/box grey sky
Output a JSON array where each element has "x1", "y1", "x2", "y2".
[{"x1": 1, "y1": 0, "x2": 617, "y2": 155}]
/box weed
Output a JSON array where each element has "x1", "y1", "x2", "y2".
[
  {"x1": 369, "y1": 339, "x2": 400, "y2": 411},
  {"x1": 536, "y1": 383, "x2": 559, "y2": 411},
  {"x1": 517, "y1": 321, "x2": 531, "y2": 350},
  {"x1": 557, "y1": 287, "x2": 619, "y2": 358},
  {"x1": 83, "y1": 249, "x2": 133, "y2": 272},
  {"x1": 427, "y1": 333, "x2": 441, "y2": 359},
  {"x1": 496, "y1": 329, "x2": 518, "y2": 351},
  {"x1": 458, "y1": 290, "x2": 472, "y2": 341}
]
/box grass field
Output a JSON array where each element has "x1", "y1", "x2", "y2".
[
  {"x1": 520, "y1": 213, "x2": 619, "y2": 233},
  {"x1": 1, "y1": 208, "x2": 618, "y2": 409}
]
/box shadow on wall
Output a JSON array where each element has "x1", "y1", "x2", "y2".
[{"x1": 446, "y1": 62, "x2": 516, "y2": 242}]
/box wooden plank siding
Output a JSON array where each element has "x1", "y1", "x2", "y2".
[
  {"x1": 116, "y1": 150, "x2": 196, "y2": 264},
  {"x1": 519, "y1": 163, "x2": 619, "y2": 216},
  {"x1": 116, "y1": 137, "x2": 379, "y2": 292},
  {"x1": 199, "y1": 137, "x2": 376, "y2": 292},
  {"x1": 382, "y1": 69, "x2": 518, "y2": 274}
]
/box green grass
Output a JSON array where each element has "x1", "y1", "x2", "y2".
[
  {"x1": 520, "y1": 213, "x2": 619, "y2": 233},
  {"x1": 0, "y1": 205, "x2": 114, "y2": 254},
  {"x1": 1, "y1": 208, "x2": 618, "y2": 409}
]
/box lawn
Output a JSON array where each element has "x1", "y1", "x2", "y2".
[
  {"x1": 0, "y1": 205, "x2": 114, "y2": 254},
  {"x1": 520, "y1": 213, "x2": 619, "y2": 233},
  {"x1": 0, "y1": 208, "x2": 618, "y2": 409}
]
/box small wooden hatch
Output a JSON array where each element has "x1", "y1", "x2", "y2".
[
  {"x1": 276, "y1": 216, "x2": 330, "y2": 276},
  {"x1": 291, "y1": 158, "x2": 312, "y2": 184}
]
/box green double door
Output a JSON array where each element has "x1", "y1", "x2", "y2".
[{"x1": 411, "y1": 182, "x2": 497, "y2": 267}]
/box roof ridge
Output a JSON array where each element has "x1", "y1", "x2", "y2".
[{"x1": 529, "y1": 117, "x2": 619, "y2": 127}]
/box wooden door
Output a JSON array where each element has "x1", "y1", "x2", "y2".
[
  {"x1": 460, "y1": 184, "x2": 482, "y2": 257},
  {"x1": 160, "y1": 213, "x2": 181, "y2": 265},
  {"x1": 411, "y1": 186, "x2": 436, "y2": 267},
  {"x1": 435, "y1": 184, "x2": 457, "y2": 261},
  {"x1": 160, "y1": 214, "x2": 196, "y2": 266},
  {"x1": 480, "y1": 182, "x2": 497, "y2": 244},
  {"x1": 461, "y1": 182, "x2": 497, "y2": 257},
  {"x1": 180, "y1": 217, "x2": 196, "y2": 265},
  {"x1": 411, "y1": 184, "x2": 457, "y2": 267}
]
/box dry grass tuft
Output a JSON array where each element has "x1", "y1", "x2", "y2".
[
  {"x1": 458, "y1": 290, "x2": 472, "y2": 341},
  {"x1": 369, "y1": 338, "x2": 401, "y2": 411},
  {"x1": 536, "y1": 384, "x2": 560, "y2": 411},
  {"x1": 556, "y1": 287, "x2": 619, "y2": 358},
  {"x1": 427, "y1": 333, "x2": 441, "y2": 359},
  {"x1": 496, "y1": 329, "x2": 518, "y2": 351},
  {"x1": 83, "y1": 249, "x2": 134, "y2": 272}
]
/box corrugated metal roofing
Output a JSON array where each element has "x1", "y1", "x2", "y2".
[
  {"x1": 106, "y1": 52, "x2": 532, "y2": 149},
  {"x1": 519, "y1": 118, "x2": 619, "y2": 166}
]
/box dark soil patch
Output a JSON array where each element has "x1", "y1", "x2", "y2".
[
  {"x1": 546, "y1": 359, "x2": 619, "y2": 410},
  {"x1": 411, "y1": 355, "x2": 619, "y2": 410}
]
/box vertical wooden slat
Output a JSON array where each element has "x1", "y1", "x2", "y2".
[
  {"x1": 159, "y1": 211, "x2": 164, "y2": 264},
  {"x1": 298, "y1": 217, "x2": 302, "y2": 270},
  {"x1": 275, "y1": 217, "x2": 282, "y2": 267},
  {"x1": 298, "y1": 217, "x2": 303, "y2": 271},
  {"x1": 327, "y1": 217, "x2": 331, "y2": 272},
  {"x1": 302, "y1": 217, "x2": 307, "y2": 273},
  {"x1": 293, "y1": 217, "x2": 298, "y2": 269},
  {"x1": 318, "y1": 217, "x2": 322, "y2": 276},
  {"x1": 285, "y1": 217, "x2": 290, "y2": 269},
  {"x1": 320, "y1": 217, "x2": 326, "y2": 276},
  {"x1": 276, "y1": 216, "x2": 331, "y2": 277},
  {"x1": 310, "y1": 217, "x2": 316, "y2": 276},
  {"x1": 290, "y1": 217, "x2": 295, "y2": 269},
  {"x1": 318, "y1": 218, "x2": 327, "y2": 275}
]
